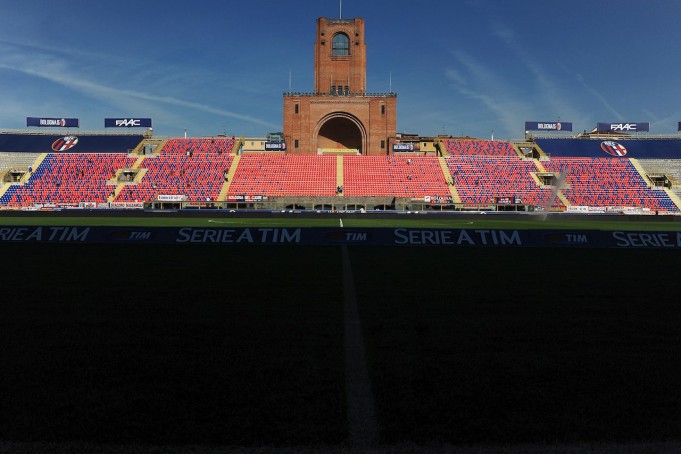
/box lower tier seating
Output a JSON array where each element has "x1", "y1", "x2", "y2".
[{"x1": 342, "y1": 156, "x2": 450, "y2": 198}]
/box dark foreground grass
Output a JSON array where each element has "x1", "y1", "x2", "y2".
[
  {"x1": 1, "y1": 243, "x2": 680, "y2": 450},
  {"x1": 349, "y1": 246, "x2": 681, "y2": 446},
  {"x1": 0, "y1": 244, "x2": 346, "y2": 447}
]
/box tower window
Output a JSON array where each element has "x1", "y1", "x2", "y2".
[
  {"x1": 332, "y1": 33, "x2": 350, "y2": 56},
  {"x1": 295, "y1": 103, "x2": 299, "y2": 114}
]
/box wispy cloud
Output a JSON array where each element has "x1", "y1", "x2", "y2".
[
  {"x1": 0, "y1": 39, "x2": 280, "y2": 131},
  {"x1": 445, "y1": 50, "x2": 533, "y2": 137},
  {"x1": 492, "y1": 23, "x2": 587, "y2": 125},
  {"x1": 576, "y1": 74, "x2": 623, "y2": 121}
]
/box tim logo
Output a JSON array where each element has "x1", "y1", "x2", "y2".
[
  {"x1": 323, "y1": 230, "x2": 369, "y2": 243},
  {"x1": 544, "y1": 232, "x2": 590, "y2": 245},
  {"x1": 52, "y1": 136, "x2": 79, "y2": 151},
  {"x1": 108, "y1": 230, "x2": 153, "y2": 241},
  {"x1": 601, "y1": 140, "x2": 627, "y2": 157}
]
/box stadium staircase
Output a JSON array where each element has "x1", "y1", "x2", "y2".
[
  {"x1": 663, "y1": 188, "x2": 681, "y2": 209},
  {"x1": 438, "y1": 156, "x2": 461, "y2": 203},
  {"x1": 145, "y1": 138, "x2": 166, "y2": 156},
  {"x1": 635, "y1": 158, "x2": 681, "y2": 209},
  {"x1": 434, "y1": 138, "x2": 449, "y2": 156},
  {"x1": 628, "y1": 158, "x2": 652, "y2": 187},
  {"x1": 532, "y1": 159, "x2": 570, "y2": 208},
  {"x1": 514, "y1": 141, "x2": 548, "y2": 159},
  {"x1": 217, "y1": 154, "x2": 241, "y2": 201},
  {"x1": 628, "y1": 157, "x2": 681, "y2": 211},
  {"x1": 0, "y1": 153, "x2": 49, "y2": 199},
  {"x1": 336, "y1": 155, "x2": 344, "y2": 197},
  {"x1": 106, "y1": 156, "x2": 147, "y2": 203}
]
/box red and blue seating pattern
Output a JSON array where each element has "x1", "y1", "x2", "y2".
[
  {"x1": 543, "y1": 157, "x2": 678, "y2": 212},
  {"x1": 444, "y1": 156, "x2": 554, "y2": 206},
  {"x1": 443, "y1": 139, "x2": 516, "y2": 156},
  {"x1": 0, "y1": 153, "x2": 136, "y2": 207},
  {"x1": 116, "y1": 138, "x2": 235, "y2": 202},
  {"x1": 0, "y1": 136, "x2": 678, "y2": 212}
]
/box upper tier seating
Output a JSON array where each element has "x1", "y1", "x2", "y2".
[
  {"x1": 443, "y1": 139, "x2": 516, "y2": 156},
  {"x1": 227, "y1": 153, "x2": 337, "y2": 197},
  {"x1": 342, "y1": 156, "x2": 450, "y2": 198},
  {"x1": 543, "y1": 157, "x2": 678, "y2": 212}
]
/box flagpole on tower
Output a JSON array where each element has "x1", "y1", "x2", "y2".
[{"x1": 339, "y1": 0, "x2": 342, "y2": 19}]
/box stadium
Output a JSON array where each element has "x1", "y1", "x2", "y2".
[{"x1": 2, "y1": 10, "x2": 681, "y2": 454}]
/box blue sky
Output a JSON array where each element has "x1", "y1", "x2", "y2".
[{"x1": 1, "y1": 0, "x2": 680, "y2": 140}]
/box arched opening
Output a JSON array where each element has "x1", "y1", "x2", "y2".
[{"x1": 316, "y1": 114, "x2": 365, "y2": 154}]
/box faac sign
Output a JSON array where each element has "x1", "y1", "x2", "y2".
[
  {"x1": 597, "y1": 122, "x2": 649, "y2": 133},
  {"x1": 105, "y1": 118, "x2": 152, "y2": 128}
]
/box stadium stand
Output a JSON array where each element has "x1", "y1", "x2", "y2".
[
  {"x1": 0, "y1": 153, "x2": 137, "y2": 207},
  {"x1": 443, "y1": 139, "x2": 517, "y2": 156},
  {"x1": 0, "y1": 131, "x2": 680, "y2": 212},
  {"x1": 542, "y1": 157, "x2": 678, "y2": 212},
  {"x1": 342, "y1": 155, "x2": 450, "y2": 198},
  {"x1": 444, "y1": 155, "x2": 554, "y2": 207},
  {"x1": 115, "y1": 138, "x2": 235, "y2": 202},
  {"x1": 227, "y1": 153, "x2": 337, "y2": 197}
]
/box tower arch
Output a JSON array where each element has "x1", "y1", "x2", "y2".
[{"x1": 314, "y1": 112, "x2": 366, "y2": 154}]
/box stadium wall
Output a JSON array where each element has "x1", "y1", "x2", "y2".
[
  {"x1": 1, "y1": 224, "x2": 680, "y2": 249},
  {"x1": 0, "y1": 134, "x2": 144, "y2": 153},
  {"x1": 535, "y1": 138, "x2": 681, "y2": 158}
]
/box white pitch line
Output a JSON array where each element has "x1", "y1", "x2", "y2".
[{"x1": 341, "y1": 245, "x2": 378, "y2": 448}]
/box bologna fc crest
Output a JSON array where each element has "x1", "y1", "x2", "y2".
[
  {"x1": 52, "y1": 136, "x2": 79, "y2": 151},
  {"x1": 600, "y1": 140, "x2": 627, "y2": 157}
]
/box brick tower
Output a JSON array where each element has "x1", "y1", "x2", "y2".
[{"x1": 283, "y1": 17, "x2": 397, "y2": 155}]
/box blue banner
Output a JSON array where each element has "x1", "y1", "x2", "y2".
[
  {"x1": 525, "y1": 121, "x2": 573, "y2": 132},
  {"x1": 596, "y1": 122, "x2": 649, "y2": 133},
  {"x1": 0, "y1": 225, "x2": 679, "y2": 249},
  {"x1": 393, "y1": 142, "x2": 419, "y2": 152},
  {"x1": 27, "y1": 117, "x2": 79, "y2": 128},
  {"x1": 264, "y1": 141, "x2": 287, "y2": 151},
  {"x1": 534, "y1": 138, "x2": 681, "y2": 158},
  {"x1": 0, "y1": 133, "x2": 144, "y2": 153},
  {"x1": 105, "y1": 118, "x2": 152, "y2": 128}
]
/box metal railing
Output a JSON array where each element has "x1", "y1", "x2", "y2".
[{"x1": 284, "y1": 92, "x2": 397, "y2": 98}]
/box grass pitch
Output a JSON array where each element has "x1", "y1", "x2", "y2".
[
  {"x1": 0, "y1": 211, "x2": 681, "y2": 231},
  {"x1": 1, "y1": 240, "x2": 680, "y2": 450}
]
